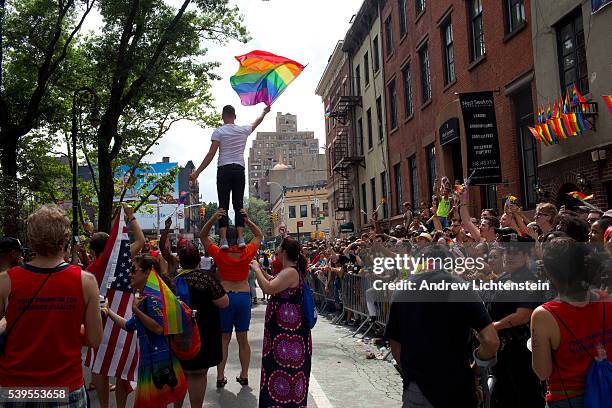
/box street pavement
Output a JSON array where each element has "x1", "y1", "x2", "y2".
[{"x1": 85, "y1": 290, "x2": 402, "y2": 407}]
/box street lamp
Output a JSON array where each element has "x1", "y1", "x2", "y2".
[{"x1": 71, "y1": 86, "x2": 100, "y2": 243}]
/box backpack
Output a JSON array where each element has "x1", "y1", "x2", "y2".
[
  {"x1": 170, "y1": 301, "x2": 201, "y2": 361},
  {"x1": 545, "y1": 302, "x2": 611, "y2": 408},
  {"x1": 302, "y1": 278, "x2": 317, "y2": 330}
]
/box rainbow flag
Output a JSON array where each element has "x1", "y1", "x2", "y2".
[
  {"x1": 602, "y1": 95, "x2": 612, "y2": 117},
  {"x1": 230, "y1": 50, "x2": 305, "y2": 106},
  {"x1": 564, "y1": 92, "x2": 571, "y2": 113},
  {"x1": 568, "y1": 191, "x2": 593, "y2": 201},
  {"x1": 143, "y1": 270, "x2": 183, "y2": 335},
  {"x1": 571, "y1": 84, "x2": 586, "y2": 106}
]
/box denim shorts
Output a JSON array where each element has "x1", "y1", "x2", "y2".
[{"x1": 219, "y1": 291, "x2": 252, "y2": 333}]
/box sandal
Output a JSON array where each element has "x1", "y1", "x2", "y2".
[
  {"x1": 236, "y1": 376, "x2": 248, "y2": 386},
  {"x1": 216, "y1": 377, "x2": 228, "y2": 388}
]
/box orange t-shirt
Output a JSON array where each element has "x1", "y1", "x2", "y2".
[{"x1": 207, "y1": 242, "x2": 259, "y2": 281}]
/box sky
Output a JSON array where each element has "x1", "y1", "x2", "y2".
[{"x1": 117, "y1": 0, "x2": 364, "y2": 203}]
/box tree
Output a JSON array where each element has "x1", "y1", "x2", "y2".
[
  {"x1": 0, "y1": 0, "x2": 96, "y2": 236},
  {"x1": 83, "y1": 0, "x2": 248, "y2": 232},
  {"x1": 244, "y1": 197, "x2": 271, "y2": 242}
]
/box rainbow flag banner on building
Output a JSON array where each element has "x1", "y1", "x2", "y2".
[
  {"x1": 603, "y1": 95, "x2": 612, "y2": 117},
  {"x1": 230, "y1": 50, "x2": 305, "y2": 106}
]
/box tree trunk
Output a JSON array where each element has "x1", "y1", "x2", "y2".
[{"x1": 0, "y1": 132, "x2": 20, "y2": 237}]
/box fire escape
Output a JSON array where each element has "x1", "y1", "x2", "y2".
[{"x1": 328, "y1": 79, "x2": 363, "y2": 219}]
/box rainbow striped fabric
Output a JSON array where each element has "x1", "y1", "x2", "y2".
[
  {"x1": 603, "y1": 95, "x2": 612, "y2": 117},
  {"x1": 230, "y1": 50, "x2": 305, "y2": 106},
  {"x1": 143, "y1": 270, "x2": 183, "y2": 335}
]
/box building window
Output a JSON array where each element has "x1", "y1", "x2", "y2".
[
  {"x1": 373, "y1": 35, "x2": 380, "y2": 72},
  {"x1": 381, "y1": 171, "x2": 388, "y2": 219},
  {"x1": 469, "y1": 0, "x2": 485, "y2": 61},
  {"x1": 393, "y1": 162, "x2": 403, "y2": 215},
  {"x1": 402, "y1": 64, "x2": 413, "y2": 117},
  {"x1": 506, "y1": 0, "x2": 525, "y2": 33},
  {"x1": 364, "y1": 51, "x2": 370, "y2": 86},
  {"x1": 300, "y1": 205, "x2": 308, "y2": 218},
  {"x1": 556, "y1": 9, "x2": 588, "y2": 95},
  {"x1": 399, "y1": 0, "x2": 408, "y2": 36},
  {"x1": 385, "y1": 16, "x2": 394, "y2": 56},
  {"x1": 376, "y1": 97, "x2": 383, "y2": 140},
  {"x1": 322, "y1": 202, "x2": 329, "y2": 217},
  {"x1": 289, "y1": 206, "x2": 296, "y2": 218},
  {"x1": 416, "y1": 0, "x2": 425, "y2": 16},
  {"x1": 418, "y1": 44, "x2": 431, "y2": 103},
  {"x1": 367, "y1": 108, "x2": 373, "y2": 149},
  {"x1": 311, "y1": 203, "x2": 316, "y2": 217},
  {"x1": 361, "y1": 183, "x2": 368, "y2": 224},
  {"x1": 355, "y1": 65, "x2": 361, "y2": 96},
  {"x1": 426, "y1": 144, "x2": 436, "y2": 197},
  {"x1": 442, "y1": 20, "x2": 455, "y2": 84},
  {"x1": 388, "y1": 80, "x2": 398, "y2": 130},
  {"x1": 370, "y1": 178, "x2": 377, "y2": 219},
  {"x1": 409, "y1": 155, "x2": 418, "y2": 206},
  {"x1": 357, "y1": 118, "x2": 364, "y2": 156}
]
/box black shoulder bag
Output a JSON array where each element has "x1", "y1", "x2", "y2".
[{"x1": 0, "y1": 263, "x2": 65, "y2": 356}]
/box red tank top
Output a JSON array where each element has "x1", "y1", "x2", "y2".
[
  {"x1": 543, "y1": 298, "x2": 611, "y2": 401},
  {"x1": 0, "y1": 264, "x2": 86, "y2": 391}
]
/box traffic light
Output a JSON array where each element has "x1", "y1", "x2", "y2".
[
  {"x1": 271, "y1": 212, "x2": 278, "y2": 223},
  {"x1": 199, "y1": 207, "x2": 205, "y2": 219}
]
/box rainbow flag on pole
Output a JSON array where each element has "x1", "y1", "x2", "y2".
[
  {"x1": 230, "y1": 50, "x2": 305, "y2": 106},
  {"x1": 143, "y1": 270, "x2": 184, "y2": 335}
]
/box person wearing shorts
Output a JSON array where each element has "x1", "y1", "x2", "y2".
[{"x1": 199, "y1": 208, "x2": 263, "y2": 388}]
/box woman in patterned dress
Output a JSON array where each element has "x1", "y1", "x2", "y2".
[{"x1": 251, "y1": 238, "x2": 312, "y2": 408}]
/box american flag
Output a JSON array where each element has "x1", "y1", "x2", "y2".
[{"x1": 85, "y1": 210, "x2": 138, "y2": 383}]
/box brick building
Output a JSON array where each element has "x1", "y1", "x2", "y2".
[
  {"x1": 531, "y1": 1, "x2": 612, "y2": 210},
  {"x1": 380, "y1": 0, "x2": 540, "y2": 217}
]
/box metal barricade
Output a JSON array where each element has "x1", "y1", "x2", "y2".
[{"x1": 306, "y1": 272, "x2": 336, "y2": 315}]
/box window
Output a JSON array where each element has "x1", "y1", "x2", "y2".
[
  {"x1": 385, "y1": 16, "x2": 394, "y2": 56},
  {"x1": 409, "y1": 155, "x2": 418, "y2": 206},
  {"x1": 367, "y1": 108, "x2": 373, "y2": 149},
  {"x1": 289, "y1": 206, "x2": 296, "y2": 218},
  {"x1": 364, "y1": 51, "x2": 370, "y2": 86},
  {"x1": 426, "y1": 144, "x2": 436, "y2": 197},
  {"x1": 399, "y1": 0, "x2": 408, "y2": 36},
  {"x1": 355, "y1": 65, "x2": 361, "y2": 96},
  {"x1": 381, "y1": 171, "x2": 389, "y2": 219},
  {"x1": 388, "y1": 80, "x2": 398, "y2": 129},
  {"x1": 373, "y1": 35, "x2": 381, "y2": 72},
  {"x1": 357, "y1": 118, "x2": 364, "y2": 156},
  {"x1": 300, "y1": 205, "x2": 308, "y2": 218},
  {"x1": 506, "y1": 0, "x2": 525, "y2": 33},
  {"x1": 419, "y1": 45, "x2": 431, "y2": 103},
  {"x1": 376, "y1": 97, "x2": 383, "y2": 140},
  {"x1": 361, "y1": 183, "x2": 368, "y2": 224},
  {"x1": 322, "y1": 202, "x2": 329, "y2": 217},
  {"x1": 469, "y1": 0, "x2": 485, "y2": 61},
  {"x1": 416, "y1": 0, "x2": 425, "y2": 16},
  {"x1": 402, "y1": 64, "x2": 413, "y2": 117},
  {"x1": 442, "y1": 20, "x2": 455, "y2": 84},
  {"x1": 556, "y1": 9, "x2": 588, "y2": 95},
  {"x1": 311, "y1": 203, "x2": 316, "y2": 217},
  {"x1": 393, "y1": 163, "x2": 403, "y2": 215},
  {"x1": 370, "y1": 178, "x2": 377, "y2": 218}
]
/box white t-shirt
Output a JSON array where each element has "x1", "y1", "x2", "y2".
[
  {"x1": 200, "y1": 256, "x2": 212, "y2": 271},
  {"x1": 211, "y1": 124, "x2": 253, "y2": 167}
]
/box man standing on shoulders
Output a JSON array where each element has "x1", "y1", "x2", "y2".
[
  {"x1": 190, "y1": 105, "x2": 270, "y2": 249},
  {"x1": 200, "y1": 207, "x2": 263, "y2": 388}
]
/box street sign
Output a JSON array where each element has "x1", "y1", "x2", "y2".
[
  {"x1": 313, "y1": 198, "x2": 320, "y2": 207},
  {"x1": 311, "y1": 220, "x2": 322, "y2": 225},
  {"x1": 278, "y1": 225, "x2": 287, "y2": 235},
  {"x1": 177, "y1": 210, "x2": 184, "y2": 219},
  {"x1": 297, "y1": 221, "x2": 304, "y2": 227}
]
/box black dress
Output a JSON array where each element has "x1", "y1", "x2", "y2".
[{"x1": 179, "y1": 269, "x2": 227, "y2": 371}]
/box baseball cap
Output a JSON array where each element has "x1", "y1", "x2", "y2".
[
  {"x1": 416, "y1": 232, "x2": 433, "y2": 242},
  {"x1": 0, "y1": 237, "x2": 22, "y2": 253}
]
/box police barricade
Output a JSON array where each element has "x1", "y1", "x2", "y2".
[{"x1": 305, "y1": 272, "x2": 336, "y2": 315}]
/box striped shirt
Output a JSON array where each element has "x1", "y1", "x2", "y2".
[{"x1": 211, "y1": 124, "x2": 253, "y2": 167}]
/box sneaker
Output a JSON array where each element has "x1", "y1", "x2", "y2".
[
  {"x1": 237, "y1": 237, "x2": 246, "y2": 248},
  {"x1": 220, "y1": 238, "x2": 229, "y2": 250}
]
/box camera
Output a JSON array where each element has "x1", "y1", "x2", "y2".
[{"x1": 152, "y1": 365, "x2": 178, "y2": 389}]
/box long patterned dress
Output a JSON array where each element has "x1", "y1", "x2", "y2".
[{"x1": 259, "y1": 272, "x2": 312, "y2": 408}]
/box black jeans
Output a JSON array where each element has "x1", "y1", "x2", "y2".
[{"x1": 217, "y1": 164, "x2": 245, "y2": 229}]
